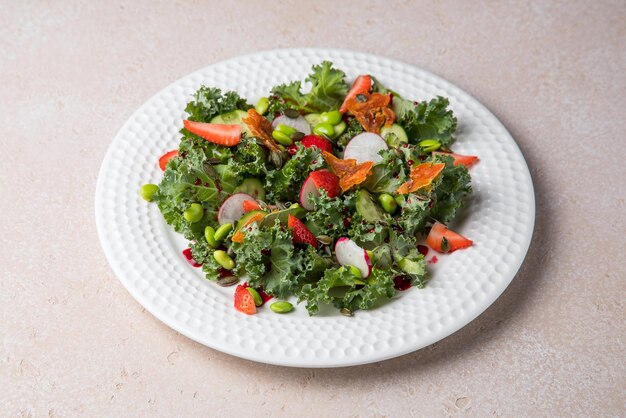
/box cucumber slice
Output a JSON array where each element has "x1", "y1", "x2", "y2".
[
  {"x1": 260, "y1": 205, "x2": 307, "y2": 228},
  {"x1": 304, "y1": 113, "x2": 322, "y2": 128},
  {"x1": 356, "y1": 189, "x2": 385, "y2": 222},
  {"x1": 233, "y1": 178, "x2": 265, "y2": 201},
  {"x1": 234, "y1": 210, "x2": 265, "y2": 232},
  {"x1": 380, "y1": 124, "x2": 408, "y2": 147},
  {"x1": 210, "y1": 110, "x2": 252, "y2": 137},
  {"x1": 213, "y1": 165, "x2": 237, "y2": 194}
]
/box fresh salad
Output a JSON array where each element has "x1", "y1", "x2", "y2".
[{"x1": 139, "y1": 62, "x2": 478, "y2": 316}]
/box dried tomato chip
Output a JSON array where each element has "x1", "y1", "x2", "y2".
[
  {"x1": 345, "y1": 92, "x2": 395, "y2": 134},
  {"x1": 322, "y1": 151, "x2": 374, "y2": 192},
  {"x1": 396, "y1": 162, "x2": 445, "y2": 194},
  {"x1": 242, "y1": 109, "x2": 282, "y2": 153}
]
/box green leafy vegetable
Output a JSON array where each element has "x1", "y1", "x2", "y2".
[
  {"x1": 429, "y1": 154, "x2": 472, "y2": 223},
  {"x1": 398, "y1": 96, "x2": 458, "y2": 148},
  {"x1": 271, "y1": 61, "x2": 348, "y2": 113},
  {"x1": 265, "y1": 145, "x2": 324, "y2": 202},
  {"x1": 184, "y1": 86, "x2": 250, "y2": 123}
]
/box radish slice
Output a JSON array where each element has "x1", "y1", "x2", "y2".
[
  {"x1": 299, "y1": 176, "x2": 320, "y2": 211},
  {"x1": 272, "y1": 115, "x2": 311, "y2": 135},
  {"x1": 217, "y1": 193, "x2": 256, "y2": 225},
  {"x1": 343, "y1": 132, "x2": 388, "y2": 164},
  {"x1": 335, "y1": 238, "x2": 372, "y2": 278}
]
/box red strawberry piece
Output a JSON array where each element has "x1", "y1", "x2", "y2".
[
  {"x1": 426, "y1": 222, "x2": 473, "y2": 253},
  {"x1": 300, "y1": 135, "x2": 333, "y2": 153},
  {"x1": 309, "y1": 169, "x2": 341, "y2": 198},
  {"x1": 234, "y1": 284, "x2": 256, "y2": 315},
  {"x1": 183, "y1": 120, "x2": 242, "y2": 146},
  {"x1": 433, "y1": 151, "x2": 479, "y2": 168},
  {"x1": 159, "y1": 150, "x2": 178, "y2": 171},
  {"x1": 287, "y1": 215, "x2": 318, "y2": 248},
  {"x1": 242, "y1": 200, "x2": 262, "y2": 212},
  {"x1": 242, "y1": 282, "x2": 273, "y2": 305}
]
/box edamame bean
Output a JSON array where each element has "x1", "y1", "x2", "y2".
[
  {"x1": 183, "y1": 203, "x2": 204, "y2": 223},
  {"x1": 255, "y1": 97, "x2": 269, "y2": 115},
  {"x1": 246, "y1": 288, "x2": 263, "y2": 307},
  {"x1": 204, "y1": 226, "x2": 218, "y2": 248},
  {"x1": 272, "y1": 130, "x2": 293, "y2": 146},
  {"x1": 213, "y1": 223, "x2": 233, "y2": 242},
  {"x1": 313, "y1": 122, "x2": 335, "y2": 138},
  {"x1": 378, "y1": 193, "x2": 398, "y2": 214},
  {"x1": 333, "y1": 120, "x2": 347, "y2": 137},
  {"x1": 139, "y1": 184, "x2": 159, "y2": 202},
  {"x1": 320, "y1": 110, "x2": 342, "y2": 125},
  {"x1": 418, "y1": 139, "x2": 441, "y2": 152},
  {"x1": 213, "y1": 250, "x2": 235, "y2": 270},
  {"x1": 270, "y1": 301, "x2": 293, "y2": 314},
  {"x1": 275, "y1": 123, "x2": 297, "y2": 136}
]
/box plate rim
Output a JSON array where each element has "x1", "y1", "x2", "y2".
[{"x1": 95, "y1": 48, "x2": 535, "y2": 368}]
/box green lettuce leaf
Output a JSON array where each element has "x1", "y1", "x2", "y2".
[
  {"x1": 264, "y1": 144, "x2": 324, "y2": 202},
  {"x1": 299, "y1": 266, "x2": 397, "y2": 315},
  {"x1": 271, "y1": 61, "x2": 348, "y2": 113},
  {"x1": 398, "y1": 96, "x2": 458, "y2": 148},
  {"x1": 397, "y1": 193, "x2": 431, "y2": 236},
  {"x1": 429, "y1": 154, "x2": 472, "y2": 223},
  {"x1": 231, "y1": 222, "x2": 304, "y2": 298},
  {"x1": 362, "y1": 148, "x2": 408, "y2": 194},
  {"x1": 389, "y1": 231, "x2": 427, "y2": 288},
  {"x1": 306, "y1": 190, "x2": 357, "y2": 237},
  {"x1": 155, "y1": 140, "x2": 227, "y2": 241},
  {"x1": 184, "y1": 86, "x2": 250, "y2": 123}
]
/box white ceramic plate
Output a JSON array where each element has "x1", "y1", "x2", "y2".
[{"x1": 95, "y1": 49, "x2": 534, "y2": 368}]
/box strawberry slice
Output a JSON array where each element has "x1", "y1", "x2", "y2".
[
  {"x1": 340, "y1": 75, "x2": 372, "y2": 113},
  {"x1": 433, "y1": 151, "x2": 479, "y2": 168},
  {"x1": 183, "y1": 120, "x2": 241, "y2": 146},
  {"x1": 234, "y1": 284, "x2": 256, "y2": 315},
  {"x1": 288, "y1": 215, "x2": 318, "y2": 248},
  {"x1": 426, "y1": 222, "x2": 473, "y2": 253},
  {"x1": 309, "y1": 169, "x2": 341, "y2": 198},
  {"x1": 300, "y1": 135, "x2": 333, "y2": 153},
  {"x1": 158, "y1": 150, "x2": 178, "y2": 171},
  {"x1": 242, "y1": 200, "x2": 262, "y2": 212}
]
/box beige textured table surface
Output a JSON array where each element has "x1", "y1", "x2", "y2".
[{"x1": 1, "y1": 1, "x2": 625, "y2": 416}]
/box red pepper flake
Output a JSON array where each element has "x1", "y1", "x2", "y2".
[{"x1": 428, "y1": 256, "x2": 439, "y2": 264}]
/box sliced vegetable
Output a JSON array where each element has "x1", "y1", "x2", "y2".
[
  {"x1": 210, "y1": 109, "x2": 252, "y2": 136},
  {"x1": 217, "y1": 193, "x2": 257, "y2": 225},
  {"x1": 433, "y1": 151, "x2": 479, "y2": 167},
  {"x1": 426, "y1": 222, "x2": 473, "y2": 253},
  {"x1": 183, "y1": 120, "x2": 242, "y2": 146},
  {"x1": 356, "y1": 189, "x2": 385, "y2": 222},
  {"x1": 343, "y1": 132, "x2": 388, "y2": 164},
  {"x1": 234, "y1": 285, "x2": 257, "y2": 315},
  {"x1": 158, "y1": 150, "x2": 178, "y2": 171},
  {"x1": 271, "y1": 114, "x2": 311, "y2": 135}
]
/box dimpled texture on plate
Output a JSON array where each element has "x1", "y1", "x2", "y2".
[{"x1": 95, "y1": 49, "x2": 535, "y2": 368}]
